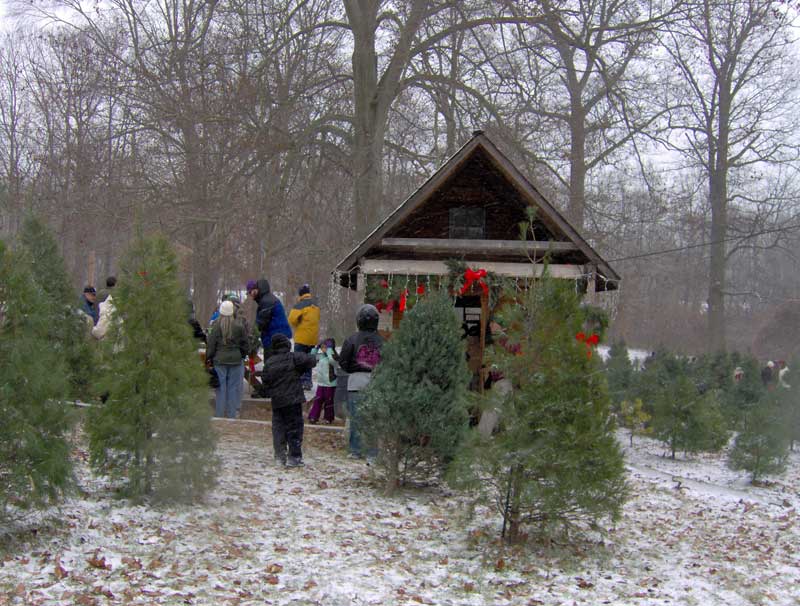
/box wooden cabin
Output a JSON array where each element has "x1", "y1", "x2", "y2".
[{"x1": 335, "y1": 131, "x2": 620, "y2": 389}]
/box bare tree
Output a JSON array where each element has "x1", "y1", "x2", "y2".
[{"x1": 659, "y1": 0, "x2": 800, "y2": 351}]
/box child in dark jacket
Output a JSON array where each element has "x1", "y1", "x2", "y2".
[{"x1": 262, "y1": 333, "x2": 316, "y2": 467}]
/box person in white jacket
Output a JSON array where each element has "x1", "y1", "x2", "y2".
[{"x1": 92, "y1": 294, "x2": 116, "y2": 340}]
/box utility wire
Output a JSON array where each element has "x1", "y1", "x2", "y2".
[{"x1": 606, "y1": 222, "x2": 800, "y2": 263}]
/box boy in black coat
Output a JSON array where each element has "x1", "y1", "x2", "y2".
[{"x1": 262, "y1": 333, "x2": 316, "y2": 467}]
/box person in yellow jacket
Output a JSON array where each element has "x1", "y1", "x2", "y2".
[{"x1": 288, "y1": 284, "x2": 320, "y2": 390}]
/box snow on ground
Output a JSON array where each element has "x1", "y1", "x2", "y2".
[{"x1": 1, "y1": 422, "x2": 799, "y2": 606}]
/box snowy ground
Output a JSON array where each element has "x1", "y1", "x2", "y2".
[{"x1": 1, "y1": 422, "x2": 798, "y2": 606}]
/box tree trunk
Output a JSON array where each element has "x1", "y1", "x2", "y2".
[{"x1": 568, "y1": 108, "x2": 587, "y2": 230}]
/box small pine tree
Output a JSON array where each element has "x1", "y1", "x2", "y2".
[
  {"x1": 605, "y1": 339, "x2": 633, "y2": 413},
  {"x1": 728, "y1": 390, "x2": 790, "y2": 484},
  {"x1": 450, "y1": 273, "x2": 627, "y2": 543},
  {"x1": 87, "y1": 232, "x2": 218, "y2": 501},
  {"x1": 620, "y1": 398, "x2": 651, "y2": 447},
  {"x1": 0, "y1": 240, "x2": 74, "y2": 517},
  {"x1": 718, "y1": 355, "x2": 763, "y2": 431},
  {"x1": 360, "y1": 292, "x2": 471, "y2": 493},
  {"x1": 17, "y1": 215, "x2": 95, "y2": 398},
  {"x1": 636, "y1": 351, "x2": 728, "y2": 458}
]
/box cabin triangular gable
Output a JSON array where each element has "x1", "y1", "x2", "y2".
[{"x1": 336, "y1": 132, "x2": 619, "y2": 289}]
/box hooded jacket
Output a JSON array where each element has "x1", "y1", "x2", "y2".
[
  {"x1": 288, "y1": 293, "x2": 320, "y2": 347},
  {"x1": 254, "y1": 278, "x2": 292, "y2": 343},
  {"x1": 262, "y1": 334, "x2": 316, "y2": 409},
  {"x1": 339, "y1": 304, "x2": 383, "y2": 392}
]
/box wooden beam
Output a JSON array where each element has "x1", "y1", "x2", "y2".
[
  {"x1": 360, "y1": 259, "x2": 584, "y2": 279},
  {"x1": 380, "y1": 238, "x2": 577, "y2": 254}
]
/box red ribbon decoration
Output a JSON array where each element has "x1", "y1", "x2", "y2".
[
  {"x1": 380, "y1": 279, "x2": 389, "y2": 288},
  {"x1": 575, "y1": 332, "x2": 600, "y2": 359},
  {"x1": 375, "y1": 301, "x2": 385, "y2": 312},
  {"x1": 459, "y1": 268, "x2": 489, "y2": 296},
  {"x1": 399, "y1": 289, "x2": 409, "y2": 312},
  {"x1": 416, "y1": 284, "x2": 425, "y2": 295}
]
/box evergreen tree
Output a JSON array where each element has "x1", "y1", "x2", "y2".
[
  {"x1": 728, "y1": 390, "x2": 790, "y2": 484},
  {"x1": 640, "y1": 353, "x2": 728, "y2": 459},
  {"x1": 0, "y1": 240, "x2": 74, "y2": 517},
  {"x1": 720, "y1": 355, "x2": 763, "y2": 431},
  {"x1": 620, "y1": 398, "x2": 651, "y2": 447},
  {"x1": 17, "y1": 215, "x2": 95, "y2": 398},
  {"x1": 450, "y1": 273, "x2": 627, "y2": 543},
  {"x1": 360, "y1": 292, "x2": 471, "y2": 493},
  {"x1": 87, "y1": 233, "x2": 218, "y2": 501},
  {"x1": 605, "y1": 339, "x2": 633, "y2": 413},
  {"x1": 783, "y1": 359, "x2": 800, "y2": 451}
]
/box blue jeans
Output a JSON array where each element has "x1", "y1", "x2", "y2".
[
  {"x1": 214, "y1": 363, "x2": 244, "y2": 418},
  {"x1": 347, "y1": 391, "x2": 363, "y2": 456},
  {"x1": 294, "y1": 343, "x2": 313, "y2": 387}
]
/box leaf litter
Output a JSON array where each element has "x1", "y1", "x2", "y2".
[{"x1": 0, "y1": 422, "x2": 798, "y2": 605}]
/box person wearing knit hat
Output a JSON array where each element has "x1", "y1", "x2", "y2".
[
  {"x1": 207, "y1": 298, "x2": 250, "y2": 418},
  {"x1": 261, "y1": 332, "x2": 317, "y2": 467},
  {"x1": 288, "y1": 283, "x2": 320, "y2": 390},
  {"x1": 80, "y1": 286, "x2": 99, "y2": 325}
]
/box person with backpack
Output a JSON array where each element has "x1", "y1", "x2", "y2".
[
  {"x1": 262, "y1": 333, "x2": 317, "y2": 467},
  {"x1": 339, "y1": 304, "x2": 383, "y2": 458},
  {"x1": 308, "y1": 338, "x2": 338, "y2": 424}
]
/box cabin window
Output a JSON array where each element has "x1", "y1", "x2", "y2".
[{"x1": 449, "y1": 207, "x2": 485, "y2": 239}]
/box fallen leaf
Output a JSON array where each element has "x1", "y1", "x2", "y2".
[
  {"x1": 463, "y1": 582, "x2": 475, "y2": 592},
  {"x1": 87, "y1": 552, "x2": 111, "y2": 571},
  {"x1": 576, "y1": 578, "x2": 594, "y2": 589},
  {"x1": 303, "y1": 580, "x2": 318, "y2": 590},
  {"x1": 265, "y1": 574, "x2": 279, "y2": 585},
  {"x1": 494, "y1": 558, "x2": 505, "y2": 572},
  {"x1": 266, "y1": 563, "x2": 283, "y2": 574},
  {"x1": 54, "y1": 556, "x2": 68, "y2": 580}
]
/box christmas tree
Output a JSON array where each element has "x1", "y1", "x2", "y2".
[
  {"x1": 360, "y1": 291, "x2": 471, "y2": 493},
  {"x1": 0, "y1": 239, "x2": 74, "y2": 517},
  {"x1": 728, "y1": 389, "x2": 790, "y2": 484},
  {"x1": 87, "y1": 232, "x2": 218, "y2": 501},
  {"x1": 637, "y1": 352, "x2": 728, "y2": 458},
  {"x1": 17, "y1": 215, "x2": 95, "y2": 398},
  {"x1": 450, "y1": 272, "x2": 627, "y2": 543}
]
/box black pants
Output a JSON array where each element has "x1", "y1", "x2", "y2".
[
  {"x1": 272, "y1": 402, "x2": 304, "y2": 461},
  {"x1": 293, "y1": 343, "x2": 313, "y2": 387}
]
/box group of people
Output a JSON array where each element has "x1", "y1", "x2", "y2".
[
  {"x1": 78, "y1": 274, "x2": 386, "y2": 468},
  {"x1": 207, "y1": 279, "x2": 385, "y2": 468}
]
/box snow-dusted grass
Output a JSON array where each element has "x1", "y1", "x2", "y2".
[{"x1": 1, "y1": 422, "x2": 798, "y2": 605}]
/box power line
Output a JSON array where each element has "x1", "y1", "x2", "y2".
[{"x1": 607, "y1": 222, "x2": 800, "y2": 263}]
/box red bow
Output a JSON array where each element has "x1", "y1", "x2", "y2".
[
  {"x1": 460, "y1": 268, "x2": 489, "y2": 296},
  {"x1": 399, "y1": 289, "x2": 409, "y2": 312},
  {"x1": 575, "y1": 332, "x2": 599, "y2": 358},
  {"x1": 416, "y1": 284, "x2": 425, "y2": 295}
]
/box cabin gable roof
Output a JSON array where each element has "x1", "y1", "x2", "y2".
[{"x1": 336, "y1": 132, "x2": 620, "y2": 288}]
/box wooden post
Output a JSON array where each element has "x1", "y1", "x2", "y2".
[
  {"x1": 585, "y1": 265, "x2": 597, "y2": 305},
  {"x1": 87, "y1": 250, "x2": 96, "y2": 287},
  {"x1": 479, "y1": 288, "x2": 489, "y2": 394}
]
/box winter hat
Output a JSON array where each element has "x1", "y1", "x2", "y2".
[
  {"x1": 271, "y1": 333, "x2": 290, "y2": 349},
  {"x1": 219, "y1": 300, "x2": 235, "y2": 317},
  {"x1": 246, "y1": 280, "x2": 258, "y2": 292},
  {"x1": 767, "y1": 360, "x2": 775, "y2": 369},
  {"x1": 83, "y1": 286, "x2": 96, "y2": 294},
  {"x1": 299, "y1": 283, "x2": 311, "y2": 296}
]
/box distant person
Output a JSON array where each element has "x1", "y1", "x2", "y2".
[
  {"x1": 761, "y1": 361, "x2": 775, "y2": 389},
  {"x1": 80, "y1": 286, "x2": 99, "y2": 325},
  {"x1": 92, "y1": 278, "x2": 117, "y2": 340},
  {"x1": 206, "y1": 300, "x2": 249, "y2": 419},
  {"x1": 339, "y1": 304, "x2": 383, "y2": 458},
  {"x1": 97, "y1": 276, "x2": 117, "y2": 303},
  {"x1": 248, "y1": 278, "x2": 292, "y2": 355},
  {"x1": 778, "y1": 361, "x2": 790, "y2": 389},
  {"x1": 262, "y1": 333, "x2": 316, "y2": 467},
  {"x1": 288, "y1": 284, "x2": 320, "y2": 391}
]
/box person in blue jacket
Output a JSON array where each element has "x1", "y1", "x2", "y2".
[{"x1": 248, "y1": 278, "x2": 292, "y2": 354}]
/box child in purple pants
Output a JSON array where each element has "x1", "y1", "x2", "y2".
[{"x1": 308, "y1": 339, "x2": 337, "y2": 424}]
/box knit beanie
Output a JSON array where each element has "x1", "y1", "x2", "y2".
[{"x1": 219, "y1": 300, "x2": 235, "y2": 317}]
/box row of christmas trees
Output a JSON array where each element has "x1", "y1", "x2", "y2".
[
  {"x1": 1, "y1": 217, "x2": 217, "y2": 523},
  {"x1": 607, "y1": 342, "x2": 800, "y2": 483}
]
